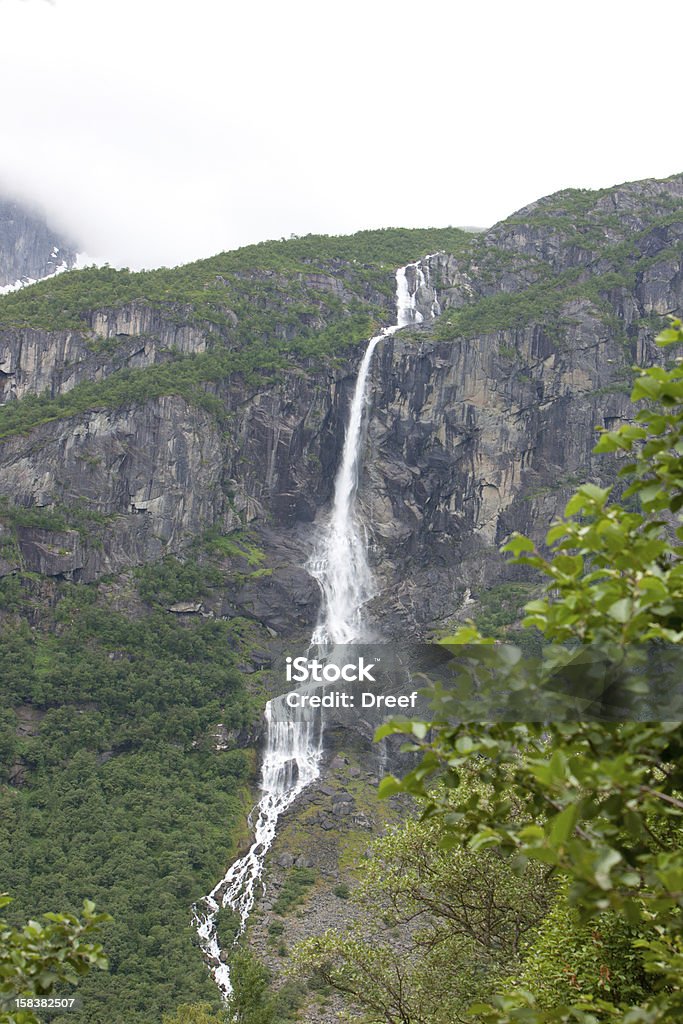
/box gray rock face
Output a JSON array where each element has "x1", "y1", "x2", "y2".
[
  {"x1": 0, "y1": 396, "x2": 226, "y2": 581},
  {"x1": 0, "y1": 176, "x2": 681, "y2": 636},
  {"x1": 362, "y1": 309, "x2": 636, "y2": 630},
  {"x1": 0, "y1": 197, "x2": 79, "y2": 288},
  {"x1": 482, "y1": 176, "x2": 683, "y2": 277}
]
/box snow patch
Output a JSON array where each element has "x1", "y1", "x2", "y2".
[{"x1": 0, "y1": 252, "x2": 106, "y2": 295}]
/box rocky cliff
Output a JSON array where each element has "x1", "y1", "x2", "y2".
[
  {"x1": 0, "y1": 179, "x2": 680, "y2": 637},
  {"x1": 0, "y1": 196, "x2": 79, "y2": 289}
]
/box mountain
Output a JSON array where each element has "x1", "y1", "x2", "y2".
[
  {"x1": 0, "y1": 176, "x2": 681, "y2": 1023},
  {"x1": 0, "y1": 195, "x2": 79, "y2": 290},
  {"x1": 0, "y1": 179, "x2": 680, "y2": 633}
]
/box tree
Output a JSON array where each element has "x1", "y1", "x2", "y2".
[
  {"x1": 514, "y1": 888, "x2": 651, "y2": 1011},
  {"x1": 291, "y1": 791, "x2": 552, "y2": 1024},
  {"x1": 225, "y1": 950, "x2": 298, "y2": 1024},
  {"x1": 0, "y1": 895, "x2": 109, "y2": 1024},
  {"x1": 378, "y1": 320, "x2": 683, "y2": 1022},
  {"x1": 225, "y1": 951, "x2": 273, "y2": 1024},
  {"x1": 162, "y1": 1002, "x2": 227, "y2": 1024}
]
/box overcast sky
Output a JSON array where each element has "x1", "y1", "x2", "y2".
[{"x1": 1, "y1": 0, "x2": 681, "y2": 269}]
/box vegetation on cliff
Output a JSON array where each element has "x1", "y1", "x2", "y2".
[
  {"x1": 435, "y1": 207, "x2": 683, "y2": 342},
  {"x1": 0, "y1": 227, "x2": 470, "y2": 332},
  {"x1": 0, "y1": 179, "x2": 680, "y2": 442},
  {"x1": 0, "y1": 227, "x2": 470, "y2": 439}
]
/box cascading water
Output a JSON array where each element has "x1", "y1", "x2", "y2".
[
  {"x1": 394, "y1": 256, "x2": 441, "y2": 326},
  {"x1": 192, "y1": 700, "x2": 323, "y2": 996},
  {"x1": 193, "y1": 257, "x2": 440, "y2": 996},
  {"x1": 307, "y1": 333, "x2": 382, "y2": 645},
  {"x1": 421, "y1": 259, "x2": 442, "y2": 319}
]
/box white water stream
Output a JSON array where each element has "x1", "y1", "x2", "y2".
[{"x1": 193, "y1": 259, "x2": 439, "y2": 996}]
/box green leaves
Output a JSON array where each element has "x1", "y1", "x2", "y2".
[
  {"x1": 0, "y1": 897, "x2": 110, "y2": 1024},
  {"x1": 502, "y1": 534, "x2": 536, "y2": 557},
  {"x1": 376, "y1": 775, "x2": 402, "y2": 798},
  {"x1": 548, "y1": 803, "x2": 578, "y2": 847},
  {"x1": 564, "y1": 484, "x2": 612, "y2": 516},
  {"x1": 606, "y1": 597, "x2": 632, "y2": 623}
]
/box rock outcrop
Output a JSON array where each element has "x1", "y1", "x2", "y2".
[
  {"x1": 0, "y1": 196, "x2": 79, "y2": 289},
  {"x1": 0, "y1": 304, "x2": 214, "y2": 403}
]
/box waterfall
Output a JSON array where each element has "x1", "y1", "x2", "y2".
[
  {"x1": 395, "y1": 256, "x2": 441, "y2": 327},
  {"x1": 193, "y1": 702, "x2": 323, "y2": 997},
  {"x1": 422, "y1": 259, "x2": 442, "y2": 319},
  {"x1": 308, "y1": 333, "x2": 381, "y2": 645},
  {"x1": 193, "y1": 257, "x2": 439, "y2": 997}
]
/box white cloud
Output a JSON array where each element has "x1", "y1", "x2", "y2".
[{"x1": 1, "y1": 0, "x2": 681, "y2": 269}]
